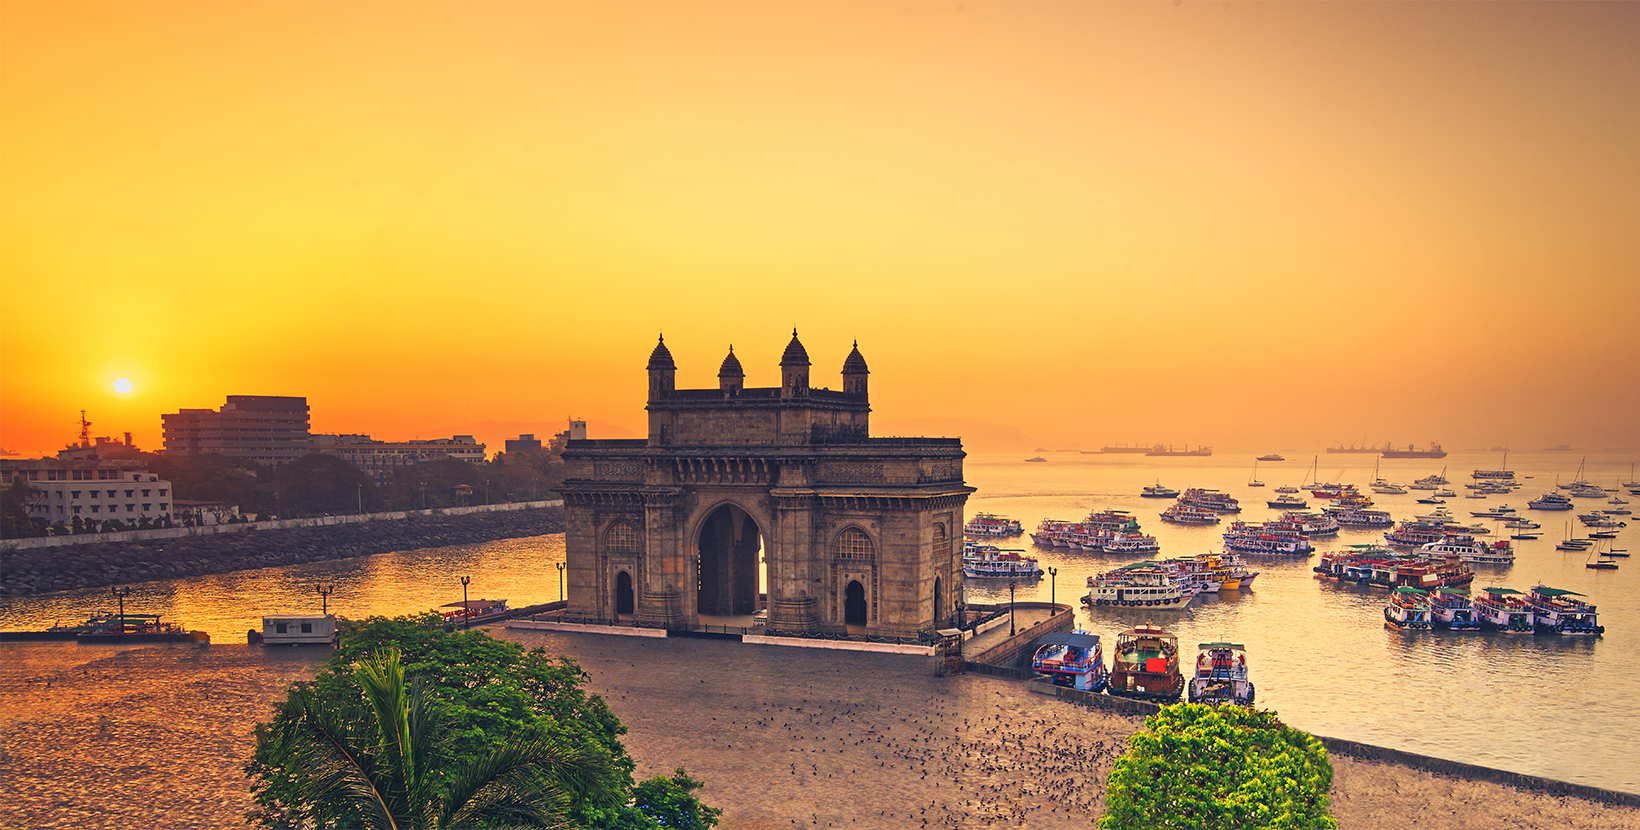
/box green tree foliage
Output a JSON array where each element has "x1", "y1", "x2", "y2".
[
  {"x1": 148, "y1": 451, "x2": 271, "y2": 513},
  {"x1": 257, "y1": 647, "x2": 612, "y2": 830},
  {"x1": 248, "y1": 615, "x2": 718, "y2": 830},
  {"x1": 1, "y1": 477, "x2": 44, "y2": 538},
  {"x1": 270, "y1": 453, "x2": 380, "y2": 517},
  {"x1": 487, "y1": 447, "x2": 567, "y2": 504},
  {"x1": 1100, "y1": 703, "x2": 1336, "y2": 830}
]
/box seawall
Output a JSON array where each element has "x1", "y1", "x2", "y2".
[{"x1": 0, "y1": 501, "x2": 564, "y2": 597}]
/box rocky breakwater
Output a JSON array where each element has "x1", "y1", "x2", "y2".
[{"x1": 0, "y1": 507, "x2": 564, "y2": 597}]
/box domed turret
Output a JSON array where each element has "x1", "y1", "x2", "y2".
[
  {"x1": 842, "y1": 340, "x2": 869, "y2": 397},
  {"x1": 780, "y1": 329, "x2": 809, "y2": 398},
  {"x1": 647, "y1": 334, "x2": 675, "y2": 400},
  {"x1": 718, "y1": 345, "x2": 744, "y2": 396}
]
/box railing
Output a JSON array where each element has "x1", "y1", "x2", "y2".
[{"x1": 521, "y1": 613, "x2": 941, "y2": 645}]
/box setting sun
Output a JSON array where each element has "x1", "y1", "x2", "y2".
[{"x1": 113, "y1": 378, "x2": 133, "y2": 395}]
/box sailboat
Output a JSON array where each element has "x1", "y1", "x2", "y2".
[
  {"x1": 1370, "y1": 457, "x2": 1406, "y2": 494},
  {"x1": 1300, "y1": 456, "x2": 1322, "y2": 490},
  {"x1": 1248, "y1": 459, "x2": 1265, "y2": 488},
  {"x1": 1586, "y1": 541, "x2": 1620, "y2": 570}
]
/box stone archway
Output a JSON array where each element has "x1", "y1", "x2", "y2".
[
  {"x1": 844, "y1": 580, "x2": 868, "y2": 626},
  {"x1": 615, "y1": 571, "x2": 635, "y2": 616},
  {"x1": 697, "y1": 503, "x2": 762, "y2": 616}
]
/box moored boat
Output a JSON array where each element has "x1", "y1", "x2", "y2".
[
  {"x1": 1108, "y1": 624, "x2": 1185, "y2": 701},
  {"x1": 1430, "y1": 586, "x2": 1480, "y2": 630},
  {"x1": 1187, "y1": 642, "x2": 1255, "y2": 706},
  {"x1": 1473, "y1": 587, "x2": 1534, "y2": 632},
  {"x1": 1422, "y1": 534, "x2": 1515, "y2": 565},
  {"x1": 964, "y1": 512, "x2": 1024, "y2": 537},
  {"x1": 1384, "y1": 586, "x2": 1432, "y2": 629},
  {"x1": 1179, "y1": 488, "x2": 1240, "y2": 513},
  {"x1": 1141, "y1": 481, "x2": 1181, "y2": 498},
  {"x1": 1031, "y1": 630, "x2": 1108, "y2": 691},
  {"x1": 1084, "y1": 564, "x2": 1192, "y2": 609},
  {"x1": 1527, "y1": 586, "x2": 1603, "y2": 635},
  {"x1": 962, "y1": 546, "x2": 1044, "y2": 578},
  {"x1": 1160, "y1": 502, "x2": 1222, "y2": 525},
  {"x1": 1267, "y1": 493, "x2": 1309, "y2": 509}
]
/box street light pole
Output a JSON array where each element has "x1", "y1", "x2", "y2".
[
  {"x1": 357, "y1": 484, "x2": 363, "y2": 515},
  {"x1": 111, "y1": 585, "x2": 131, "y2": 638},
  {"x1": 316, "y1": 584, "x2": 334, "y2": 615},
  {"x1": 460, "y1": 576, "x2": 471, "y2": 629},
  {"x1": 556, "y1": 562, "x2": 566, "y2": 602},
  {"x1": 1047, "y1": 566, "x2": 1058, "y2": 609},
  {"x1": 1008, "y1": 580, "x2": 1017, "y2": 637}
]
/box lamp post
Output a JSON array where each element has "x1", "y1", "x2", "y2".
[
  {"x1": 357, "y1": 484, "x2": 363, "y2": 515},
  {"x1": 460, "y1": 575, "x2": 471, "y2": 629},
  {"x1": 1008, "y1": 580, "x2": 1017, "y2": 637},
  {"x1": 556, "y1": 562, "x2": 566, "y2": 602},
  {"x1": 1047, "y1": 566, "x2": 1058, "y2": 610},
  {"x1": 111, "y1": 585, "x2": 131, "y2": 637},
  {"x1": 316, "y1": 584, "x2": 334, "y2": 615}
]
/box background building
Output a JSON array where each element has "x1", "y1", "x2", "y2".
[
  {"x1": 161, "y1": 396, "x2": 311, "y2": 465},
  {"x1": 24, "y1": 471, "x2": 172, "y2": 527},
  {"x1": 311, "y1": 434, "x2": 487, "y2": 482}
]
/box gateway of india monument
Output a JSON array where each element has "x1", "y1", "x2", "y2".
[{"x1": 558, "y1": 331, "x2": 974, "y2": 639}]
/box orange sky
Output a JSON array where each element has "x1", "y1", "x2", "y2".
[{"x1": 3, "y1": 1, "x2": 1637, "y2": 458}]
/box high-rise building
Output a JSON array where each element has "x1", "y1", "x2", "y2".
[{"x1": 161, "y1": 395, "x2": 311, "y2": 465}]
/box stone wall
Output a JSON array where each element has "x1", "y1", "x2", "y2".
[{"x1": 1, "y1": 505, "x2": 565, "y2": 597}]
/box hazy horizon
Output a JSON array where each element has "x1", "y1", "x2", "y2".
[{"x1": 4, "y1": 2, "x2": 1637, "y2": 460}]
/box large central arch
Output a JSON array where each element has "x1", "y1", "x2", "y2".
[{"x1": 696, "y1": 503, "x2": 762, "y2": 616}]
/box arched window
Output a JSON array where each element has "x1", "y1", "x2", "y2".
[
  {"x1": 605, "y1": 521, "x2": 642, "y2": 552},
  {"x1": 933, "y1": 522, "x2": 949, "y2": 561},
  {"x1": 836, "y1": 527, "x2": 874, "y2": 560}
]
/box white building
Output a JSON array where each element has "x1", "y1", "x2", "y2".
[{"x1": 25, "y1": 471, "x2": 173, "y2": 527}]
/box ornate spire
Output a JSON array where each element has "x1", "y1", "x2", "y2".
[
  {"x1": 646, "y1": 333, "x2": 675, "y2": 370},
  {"x1": 718, "y1": 344, "x2": 744, "y2": 378},
  {"x1": 780, "y1": 328, "x2": 810, "y2": 367},
  {"x1": 842, "y1": 339, "x2": 869, "y2": 375}
]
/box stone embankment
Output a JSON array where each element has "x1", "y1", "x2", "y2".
[{"x1": 0, "y1": 506, "x2": 564, "y2": 597}]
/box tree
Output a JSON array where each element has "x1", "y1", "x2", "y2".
[
  {"x1": 270, "y1": 453, "x2": 379, "y2": 517},
  {"x1": 1100, "y1": 703, "x2": 1336, "y2": 830},
  {"x1": 260, "y1": 648, "x2": 611, "y2": 830},
  {"x1": 249, "y1": 615, "x2": 718, "y2": 830},
  {"x1": 1, "y1": 477, "x2": 43, "y2": 539}
]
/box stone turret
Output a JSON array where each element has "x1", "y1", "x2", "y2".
[
  {"x1": 647, "y1": 335, "x2": 675, "y2": 401},
  {"x1": 842, "y1": 340, "x2": 869, "y2": 398},
  {"x1": 779, "y1": 329, "x2": 810, "y2": 398},
  {"x1": 718, "y1": 346, "x2": 744, "y2": 396}
]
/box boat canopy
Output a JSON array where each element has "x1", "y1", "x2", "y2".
[
  {"x1": 1393, "y1": 586, "x2": 1429, "y2": 595},
  {"x1": 1532, "y1": 586, "x2": 1586, "y2": 598},
  {"x1": 1481, "y1": 587, "x2": 1523, "y2": 595},
  {"x1": 1197, "y1": 642, "x2": 1245, "y2": 650},
  {"x1": 1035, "y1": 632, "x2": 1101, "y2": 649}
]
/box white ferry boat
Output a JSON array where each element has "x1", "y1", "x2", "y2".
[
  {"x1": 1160, "y1": 503, "x2": 1222, "y2": 525},
  {"x1": 1141, "y1": 482, "x2": 1181, "y2": 498},
  {"x1": 962, "y1": 546, "x2": 1044, "y2": 578},
  {"x1": 1528, "y1": 493, "x2": 1575, "y2": 510},
  {"x1": 1187, "y1": 642, "x2": 1255, "y2": 706},
  {"x1": 1421, "y1": 534, "x2": 1516, "y2": 565},
  {"x1": 1084, "y1": 565, "x2": 1192, "y2": 609},
  {"x1": 964, "y1": 513, "x2": 1024, "y2": 537},
  {"x1": 1384, "y1": 586, "x2": 1432, "y2": 630}
]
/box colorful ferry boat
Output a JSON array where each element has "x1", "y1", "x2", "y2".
[
  {"x1": 1527, "y1": 586, "x2": 1603, "y2": 635},
  {"x1": 1324, "y1": 506, "x2": 1394, "y2": 528},
  {"x1": 1384, "y1": 586, "x2": 1432, "y2": 629},
  {"x1": 1108, "y1": 624, "x2": 1185, "y2": 701},
  {"x1": 1430, "y1": 586, "x2": 1480, "y2": 630},
  {"x1": 1222, "y1": 521, "x2": 1314, "y2": 556},
  {"x1": 1187, "y1": 642, "x2": 1255, "y2": 706},
  {"x1": 1030, "y1": 630, "x2": 1108, "y2": 691},
  {"x1": 962, "y1": 545, "x2": 1044, "y2": 578},
  {"x1": 1473, "y1": 587, "x2": 1534, "y2": 632}
]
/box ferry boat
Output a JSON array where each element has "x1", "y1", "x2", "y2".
[
  {"x1": 1084, "y1": 564, "x2": 1192, "y2": 609},
  {"x1": 1324, "y1": 506, "x2": 1394, "y2": 528},
  {"x1": 1527, "y1": 586, "x2": 1604, "y2": 636},
  {"x1": 1470, "y1": 505, "x2": 1518, "y2": 518},
  {"x1": 962, "y1": 546, "x2": 1044, "y2": 578},
  {"x1": 1178, "y1": 488, "x2": 1241, "y2": 513},
  {"x1": 1108, "y1": 624, "x2": 1185, "y2": 701},
  {"x1": 963, "y1": 513, "x2": 1024, "y2": 537},
  {"x1": 1383, "y1": 443, "x2": 1448, "y2": 459},
  {"x1": 1384, "y1": 586, "x2": 1433, "y2": 629},
  {"x1": 1274, "y1": 485, "x2": 1300, "y2": 494},
  {"x1": 1422, "y1": 535, "x2": 1515, "y2": 565},
  {"x1": 1222, "y1": 521, "x2": 1314, "y2": 556},
  {"x1": 73, "y1": 613, "x2": 209, "y2": 644},
  {"x1": 1030, "y1": 630, "x2": 1108, "y2": 691},
  {"x1": 1430, "y1": 586, "x2": 1480, "y2": 630},
  {"x1": 1280, "y1": 511, "x2": 1339, "y2": 537},
  {"x1": 1160, "y1": 502, "x2": 1222, "y2": 525},
  {"x1": 1313, "y1": 545, "x2": 1473, "y2": 591},
  {"x1": 1267, "y1": 493, "x2": 1309, "y2": 510},
  {"x1": 1141, "y1": 482, "x2": 1181, "y2": 498},
  {"x1": 1384, "y1": 519, "x2": 1453, "y2": 547},
  {"x1": 1473, "y1": 587, "x2": 1535, "y2": 632},
  {"x1": 1187, "y1": 642, "x2": 1255, "y2": 706},
  {"x1": 1100, "y1": 533, "x2": 1162, "y2": 553}
]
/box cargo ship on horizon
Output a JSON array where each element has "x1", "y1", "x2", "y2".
[{"x1": 1382, "y1": 442, "x2": 1448, "y2": 459}]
